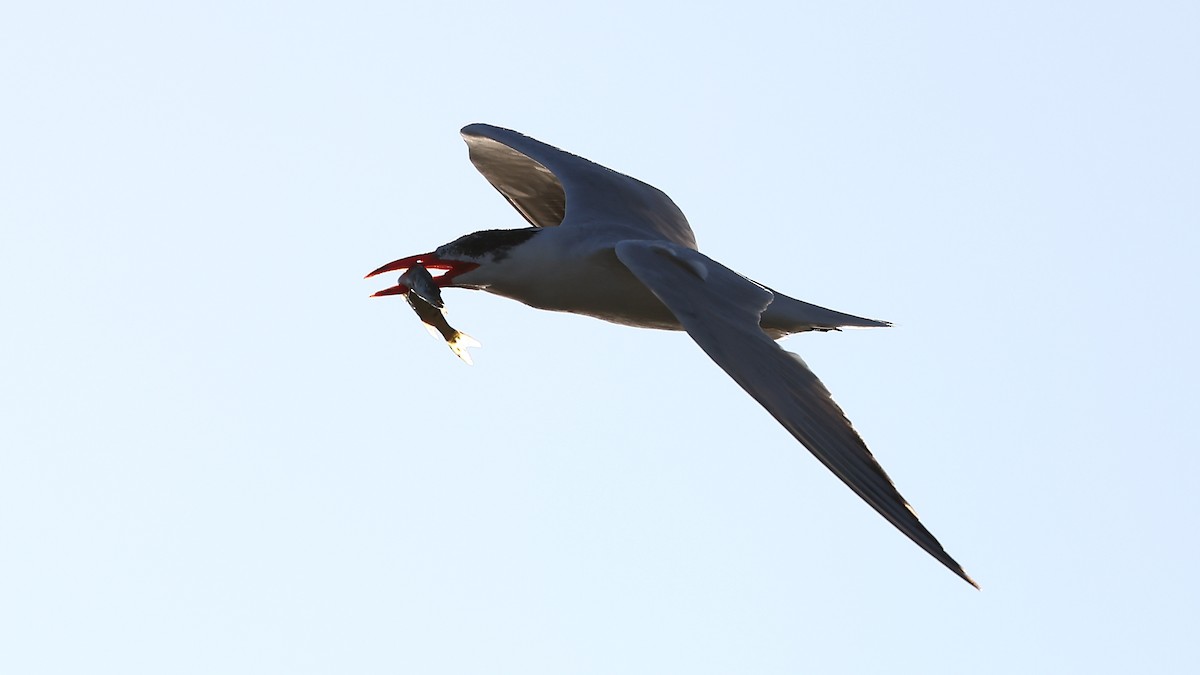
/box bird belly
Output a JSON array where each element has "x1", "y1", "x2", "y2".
[{"x1": 470, "y1": 255, "x2": 684, "y2": 331}]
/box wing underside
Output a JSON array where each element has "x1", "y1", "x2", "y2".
[{"x1": 461, "y1": 124, "x2": 698, "y2": 249}]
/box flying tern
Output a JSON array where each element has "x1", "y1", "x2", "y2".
[{"x1": 368, "y1": 123, "x2": 977, "y2": 588}]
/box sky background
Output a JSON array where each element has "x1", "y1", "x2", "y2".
[{"x1": 2, "y1": 1, "x2": 1198, "y2": 673}]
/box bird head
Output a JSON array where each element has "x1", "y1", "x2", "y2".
[{"x1": 366, "y1": 228, "x2": 541, "y2": 297}]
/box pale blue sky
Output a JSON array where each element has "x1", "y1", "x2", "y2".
[{"x1": 2, "y1": 1, "x2": 1198, "y2": 673}]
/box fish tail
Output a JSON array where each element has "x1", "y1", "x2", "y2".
[{"x1": 447, "y1": 331, "x2": 481, "y2": 365}]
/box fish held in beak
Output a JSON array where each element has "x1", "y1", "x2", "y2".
[
  {"x1": 375, "y1": 261, "x2": 480, "y2": 365},
  {"x1": 366, "y1": 252, "x2": 479, "y2": 297}
]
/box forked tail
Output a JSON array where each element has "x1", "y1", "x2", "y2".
[{"x1": 759, "y1": 286, "x2": 891, "y2": 337}]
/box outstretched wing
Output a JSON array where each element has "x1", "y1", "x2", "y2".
[
  {"x1": 614, "y1": 240, "x2": 978, "y2": 588},
  {"x1": 460, "y1": 124, "x2": 697, "y2": 249}
]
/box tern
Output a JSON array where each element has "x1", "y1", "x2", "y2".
[{"x1": 368, "y1": 124, "x2": 977, "y2": 588}]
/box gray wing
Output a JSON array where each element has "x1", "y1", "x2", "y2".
[
  {"x1": 614, "y1": 240, "x2": 978, "y2": 588},
  {"x1": 460, "y1": 124, "x2": 697, "y2": 249}
]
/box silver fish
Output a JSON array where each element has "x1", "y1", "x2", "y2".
[{"x1": 398, "y1": 263, "x2": 480, "y2": 364}]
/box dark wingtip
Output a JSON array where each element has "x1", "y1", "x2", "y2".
[
  {"x1": 963, "y1": 571, "x2": 981, "y2": 590},
  {"x1": 460, "y1": 122, "x2": 504, "y2": 139},
  {"x1": 941, "y1": 554, "x2": 980, "y2": 589}
]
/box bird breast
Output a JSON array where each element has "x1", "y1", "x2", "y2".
[{"x1": 461, "y1": 243, "x2": 685, "y2": 331}]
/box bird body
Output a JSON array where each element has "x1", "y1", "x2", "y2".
[
  {"x1": 426, "y1": 223, "x2": 892, "y2": 336},
  {"x1": 444, "y1": 227, "x2": 684, "y2": 330},
  {"x1": 369, "y1": 123, "x2": 977, "y2": 588}
]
